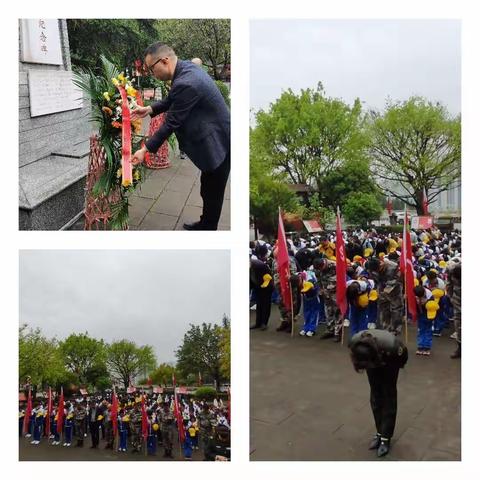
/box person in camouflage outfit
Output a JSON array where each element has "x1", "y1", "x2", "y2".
[
  {"x1": 198, "y1": 404, "x2": 215, "y2": 459},
  {"x1": 315, "y1": 258, "x2": 343, "y2": 341},
  {"x1": 73, "y1": 402, "x2": 86, "y2": 447},
  {"x1": 160, "y1": 403, "x2": 175, "y2": 458},
  {"x1": 446, "y1": 260, "x2": 461, "y2": 358},
  {"x1": 129, "y1": 405, "x2": 143, "y2": 453},
  {"x1": 366, "y1": 256, "x2": 403, "y2": 334}
]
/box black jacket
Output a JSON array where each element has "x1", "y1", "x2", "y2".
[{"x1": 146, "y1": 60, "x2": 230, "y2": 173}]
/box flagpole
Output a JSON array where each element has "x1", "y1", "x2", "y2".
[
  {"x1": 290, "y1": 281, "x2": 294, "y2": 338},
  {"x1": 403, "y1": 206, "x2": 409, "y2": 345}
]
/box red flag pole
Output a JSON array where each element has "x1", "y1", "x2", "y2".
[
  {"x1": 23, "y1": 386, "x2": 32, "y2": 436},
  {"x1": 403, "y1": 206, "x2": 409, "y2": 344},
  {"x1": 57, "y1": 386, "x2": 65, "y2": 445},
  {"x1": 335, "y1": 207, "x2": 348, "y2": 345},
  {"x1": 277, "y1": 208, "x2": 294, "y2": 336}
]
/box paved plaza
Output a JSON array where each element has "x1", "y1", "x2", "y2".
[
  {"x1": 129, "y1": 150, "x2": 230, "y2": 231},
  {"x1": 250, "y1": 306, "x2": 461, "y2": 461}
]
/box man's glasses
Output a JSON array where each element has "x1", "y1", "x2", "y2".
[{"x1": 146, "y1": 57, "x2": 164, "y2": 74}]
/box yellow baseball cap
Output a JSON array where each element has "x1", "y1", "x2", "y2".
[
  {"x1": 301, "y1": 281, "x2": 314, "y2": 293},
  {"x1": 358, "y1": 293, "x2": 369, "y2": 308},
  {"x1": 425, "y1": 300, "x2": 439, "y2": 320},
  {"x1": 261, "y1": 273, "x2": 272, "y2": 288}
]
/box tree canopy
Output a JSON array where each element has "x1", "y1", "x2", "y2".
[
  {"x1": 251, "y1": 83, "x2": 367, "y2": 190},
  {"x1": 59, "y1": 332, "x2": 107, "y2": 387},
  {"x1": 106, "y1": 340, "x2": 157, "y2": 390},
  {"x1": 67, "y1": 19, "x2": 230, "y2": 79},
  {"x1": 368, "y1": 97, "x2": 461, "y2": 214},
  {"x1": 175, "y1": 318, "x2": 229, "y2": 388}
]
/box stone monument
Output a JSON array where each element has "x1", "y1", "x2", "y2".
[{"x1": 19, "y1": 19, "x2": 93, "y2": 230}]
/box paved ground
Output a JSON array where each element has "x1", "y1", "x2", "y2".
[
  {"x1": 250, "y1": 306, "x2": 461, "y2": 461},
  {"x1": 129, "y1": 150, "x2": 230, "y2": 231},
  {"x1": 19, "y1": 433, "x2": 201, "y2": 461}
]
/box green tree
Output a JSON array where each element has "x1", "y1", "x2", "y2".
[
  {"x1": 68, "y1": 19, "x2": 158, "y2": 73},
  {"x1": 59, "y1": 333, "x2": 107, "y2": 387},
  {"x1": 368, "y1": 97, "x2": 461, "y2": 214},
  {"x1": 156, "y1": 19, "x2": 231, "y2": 79},
  {"x1": 251, "y1": 83, "x2": 367, "y2": 191},
  {"x1": 320, "y1": 159, "x2": 380, "y2": 210},
  {"x1": 250, "y1": 128, "x2": 301, "y2": 236},
  {"x1": 218, "y1": 315, "x2": 230, "y2": 381},
  {"x1": 106, "y1": 340, "x2": 156, "y2": 389},
  {"x1": 176, "y1": 321, "x2": 225, "y2": 388},
  {"x1": 19, "y1": 325, "x2": 67, "y2": 390},
  {"x1": 150, "y1": 363, "x2": 176, "y2": 386},
  {"x1": 342, "y1": 192, "x2": 383, "y2": 227}
]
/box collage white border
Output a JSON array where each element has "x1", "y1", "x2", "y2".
[{"x1": 3, "y1": 0, "x2": 480, "y2": 478}]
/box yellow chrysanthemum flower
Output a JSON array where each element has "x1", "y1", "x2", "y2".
[
  {"x1": 134, "y1": 170, "x2": 141, "y2": 181},
  {"x1": 126, "y1": 86, "x2": 137, "y2": 97},
  {"x1": 103, "y1": 92, "x2": 111, "y2": 101},
  {"x1": 117, "y1": 73, "x2": 126, "y2": 85},
  {"x1": 117, "y1": 168, "x2": 122, "y2": 178},
  {"x1": 122, "y1": 178, "x2": 132, "y2": 188},
  {"x1": 111, "y1": 78, "x2": 120, "y2": 87}
]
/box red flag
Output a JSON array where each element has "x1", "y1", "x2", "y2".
[
  {"x1": 386, "y1": 197, "x2": 393, "y2": 216},
  {"x1": 45, "y1": 387, "x2": 52, "y2": 438},
  {"x1": 173, "y1": 379, "x2": 185, "y2": 443},
  {"x1": 141, "y1": 395, "x2": 149, "y2": 440},
  {"x1": 276, "y1": 209, "x2": 292, "y2": 311},
  {"x1": 56, "y1": 387, "x2": 65, "y2": 434},
  {"x1": 335, "y1": 208, "x2": 348, "y2": 317},
  {"x1": 23, "y1": 387, "x2": 32, "y2": 435},
  {"x1": 422, "y1": 188, "x2": 429, "y2": 215},
  {"x1": 111, "y1": 388, "x2": 119, "y2": 437},
  {"x1": 400, "y1": 208, "x2": 417, "y2": 323}
]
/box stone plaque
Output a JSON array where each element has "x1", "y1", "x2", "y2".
[
  {"x1": 20, "y1": 19, "x2": 63, "y2": 65},
  {"x1": 28, "y1": 70, "x2": 83, "y2": 117}
]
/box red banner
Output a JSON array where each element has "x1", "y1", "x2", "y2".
[
  {"x1": 277, "y1": 209, "x2": 292, "y2": 311},
  {"x1": 335, "y1": 209, "x2": 348, "y2": 317},
  {"x1": 23, "y1": 387, "x2": 32, "y2": 435},
  {"x1": 141, "y1": 395, "x2": 149, "y2": 440},
  {"x1": 172, "y1": 376, "x2": 185, "y2": 443},
  {"x1": 111, "y1": 388, "x2": 119, "y2": 437},
  {"x1": 116, "y1": 85, "x2": 133, "y2": 187},
  {"x1": 57, "y1": 387, "x2": 65, "y2": 434},
  {"x1": 400, "y1": 209, "x2": 417, "y2": 323}
]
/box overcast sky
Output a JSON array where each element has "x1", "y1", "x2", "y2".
[
  {"x1": 19, "y1": 250, "x2": 230, "y2": 364},
  {"x1": 250, "y1": 19, "x2": 460, "y2": 117}
]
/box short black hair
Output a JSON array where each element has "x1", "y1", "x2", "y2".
[{"x1": 144, "y1": 42, "x2": 175, "y2": 58}]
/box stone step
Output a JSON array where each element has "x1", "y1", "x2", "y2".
[{"x1": 19, "y1": 150, "x2": 89, "y2": 230}]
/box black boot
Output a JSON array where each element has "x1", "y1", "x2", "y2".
[
  {"x1": 276, "y1": 321, "x2": 289, "y2": 332},
  {"x1": 450, "y1": 343, "x2": 461, "y2": 359},
  {"x1": 368, "y1": 433, "x2": 381, "y2": 450},
  {"x1": 377, "y1": 438, "x2": 390, "y2": 457}
]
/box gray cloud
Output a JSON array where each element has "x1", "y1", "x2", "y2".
[
  {"x1": 19, "y1": 250, "x2": 230, "y2": 364},
  {"x1": 251, "y1": 19, "x2": 460, "y2": 116}
]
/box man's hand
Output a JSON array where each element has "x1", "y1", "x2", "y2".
[
  {"x1": 132, "y1": 146, "x2": 147, "y2": 166},
  {"x1": 130, "y1": 105, "x2": 152, "y2": 121}
]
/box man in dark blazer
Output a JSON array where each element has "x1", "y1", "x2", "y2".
[{"x1": 131, "y1": 43, "x2": 230, "y2": 231}]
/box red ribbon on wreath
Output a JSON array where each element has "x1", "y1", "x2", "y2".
[{"x1": 116, "y1": 85, "x2": 133, "y2": 187}]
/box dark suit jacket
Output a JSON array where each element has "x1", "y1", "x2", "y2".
[{"x1": 145, "y1": 60, "x2": 230, "y2": 173}]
